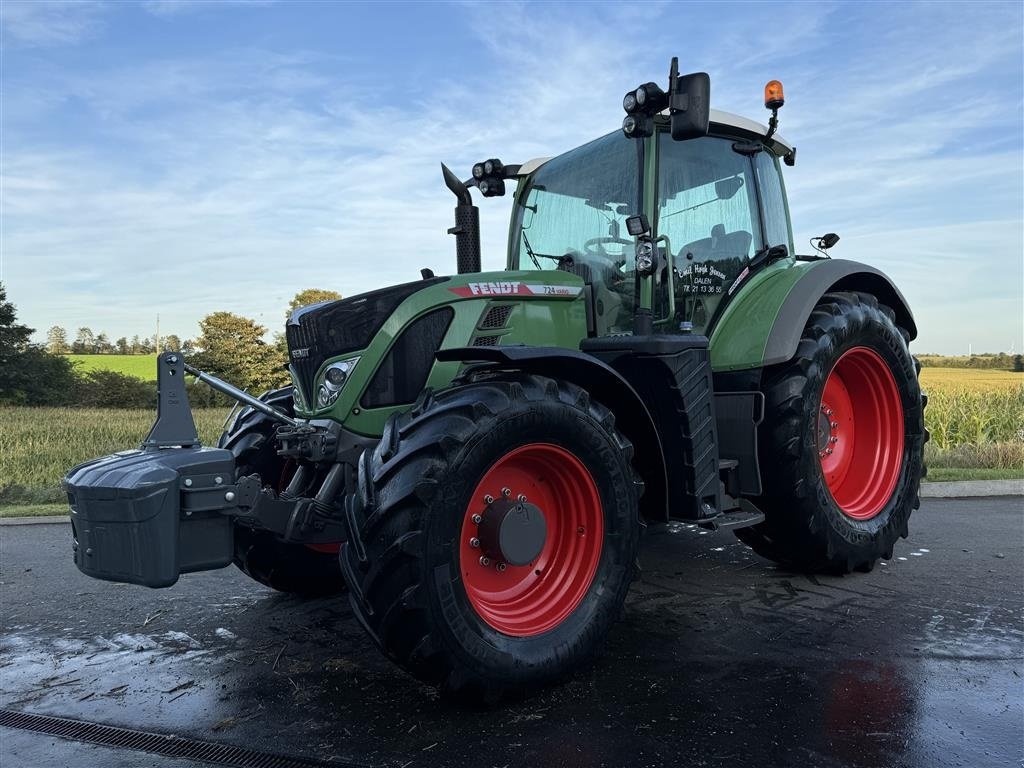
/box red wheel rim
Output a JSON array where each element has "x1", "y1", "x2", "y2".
[
  {"x1": 459, "y1": 443, "x2": 603, "y2": 637},
  {"x1": 818, "y1": 346, "x2": 904, "y2": 520}
]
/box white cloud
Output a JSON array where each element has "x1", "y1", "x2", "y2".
[
  {"x1": 2, "y1": 1, "x2": 1021, "y2": 356},
  {"x1": 0, "y1": 0, "x2": 106, "y2": 46}
]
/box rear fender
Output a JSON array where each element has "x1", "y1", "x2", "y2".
[{"x1": 710, "y1": 259, "x2": 916, "y2": 372}]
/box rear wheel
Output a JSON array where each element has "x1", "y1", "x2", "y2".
[
  {"x1": 340, "y1": 374, "x2": 640, "y2": 698},
  {"x1": 736, "y1": 292, "x2": 926, "y2": 573},
  {"x1": 218, "y1": 388, "x2": 346, "y2": 596}
]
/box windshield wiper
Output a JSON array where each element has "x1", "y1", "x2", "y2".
[{"x1": 522, "y1": 231, "x2": 574, "y2": 268}]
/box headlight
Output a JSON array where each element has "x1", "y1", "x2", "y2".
[{"x1": 316, "y1": 357, "x2": 359, "y2": 409}]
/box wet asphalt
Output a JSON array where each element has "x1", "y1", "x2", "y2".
[{"x1": 1, "y1": 497, "x2": 1021, "y2": 768}]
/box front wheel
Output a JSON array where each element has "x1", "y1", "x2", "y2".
[
  {"x1": 736, "y1": 291, "x2": 926, "y2": 573},
  {"x1": 218, "y1": 388, "x2": 346, "y2": 596},
  {"x1": 340, "y1": 374, "x2": 640, "y2": 698}
]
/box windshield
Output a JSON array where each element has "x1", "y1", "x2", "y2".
[{"x1": 511, "y1": 132, "x2": 641, "y2": 335}]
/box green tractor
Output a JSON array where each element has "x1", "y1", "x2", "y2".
[{"x1": 65, "y1": 60, "x2": 926, "y2": 698}]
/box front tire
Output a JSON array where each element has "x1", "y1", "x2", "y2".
[
  {"x1": 736, "y1": 292, "x2": 926, "y2": 573},
  {"x1": 218, "y1": 388, "x2": 346, "y2": 596},
  {"x1": 340, "y1": 374, "x2": 640, "y2": 698}
]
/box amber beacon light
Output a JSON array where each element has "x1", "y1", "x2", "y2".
[{"x1": 764, "y1": 80, "x2": 785, "y2": 110}]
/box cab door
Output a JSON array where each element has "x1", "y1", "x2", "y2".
[{"x1": 653, "y1": 133, "x2": 764, "y2": 334}]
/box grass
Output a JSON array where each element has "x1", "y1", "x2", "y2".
[
  {"x1": 66, "y1": 354, "x2": 159, "y2": 381},
  {"x1": 0, "y1": 407, "x2": 231, "y2": 505},
  {"x1": 925, "y1": 468, "x2": 1023, "y2": 482},
  {"x1": 0, "y1": 504, "x2": 66, "y2": 519}
]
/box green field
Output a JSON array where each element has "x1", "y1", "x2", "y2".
[
  {"x1": 66, "y1": 354, "x2": 159, "y2": 380},
  {"x1": 1, "y1": 366, "x2": 1020, "y2": 515},
  {"x1": 0, "y1": 406, "x2": 230, "y2": 507}
]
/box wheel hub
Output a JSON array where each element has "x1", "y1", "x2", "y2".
[{"x1": 476, "y1": 498, "x2": 547, "y2": 566}]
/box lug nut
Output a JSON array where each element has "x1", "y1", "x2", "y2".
[
  {"x1": 470, "y1": 537, "x2": 480, "y2": 548},
  {"x1": 501, "y1": 487, "x2": 511, "y2": 498},
  {"x1": 517, "y1": 494, "x2": 527, "y2": 502},
  {"x1": 577, "y1": 526, "x2": 585, "y2": 535},
  {"x1": 825, "y1": 408, "x2": 833, "y2": 416},
  {"x1": 479, "y1": 556, "x2": 490, "y2": 566},
  {"x1": 497, "y1": 563, "x2": 507, "y2": 572},
  {"x1": 825, "y1": 448, "x2": 834, "y2": 455},
  {"x1": 483, "y1": 494, "x2": 494, "y2": 504},
  {"x1": 830, "y1": 436, "x2": 838, "y2": 443},
  {"x1": 225, "y1": 491, "x2": 236, "y2": 502},
  {"x1": 830, "y1": 422, "x2": 838, "y2": 429},
  {"x1": 471, "y1": 514, "x2": 482, "y2": 524}
]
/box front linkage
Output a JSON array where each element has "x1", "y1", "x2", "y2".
[{"x1": 64, "y1": 353, "x2": 346, "y2": 588}]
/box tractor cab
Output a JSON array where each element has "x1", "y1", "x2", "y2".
[{"x1": 506, "y1": 111, "x2": 796, "y2": 339}]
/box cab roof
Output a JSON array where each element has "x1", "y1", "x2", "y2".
[{"x1": 516, "y1": 109, "x2": 792, "y2": 177}]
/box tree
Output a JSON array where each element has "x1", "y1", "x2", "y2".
[
  {"x1": 73, "y1": 327, "x2": 96, "y2": 354},
  {"x1": 95, "y1": 332, "x2": 112, "y2": 354},
  {"x1": 190, "y1": 311, "x2": 287, "y2": 392},
  {"x1": 287, "y1": 288, "x2": 342, "y2": 319},
  {"x1": 163, "y1": 334, "x2": 182, "y2": 353},
  {"x1": 139, "y1": 336, "x2": 155, "y2": 354},
  {"x1": 0, "y1": 283, "x2": 77, "y2": 405},
  {"x1": 46, "y1": 326, "x2": 70, "y2": 354},
  {"x1": 181, "y1": 339, "x2": 196, "y2": 356},
  {"x1": 130, "y1": 334, "x2": 142, "y2": 354},
  {"x1": 115, "y1": 336, "x2": 129, "y2": 355},
  {"x1": 1014, "y1": 355, "x2": 1023, "y2": 373}
]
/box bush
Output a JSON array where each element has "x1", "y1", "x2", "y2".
[
  {"x1": 71, "y1": 370, "x2": 155, "y2": 408},
  {"x1": 0, "y1": 347, "x2": 80, "y2": 406}
]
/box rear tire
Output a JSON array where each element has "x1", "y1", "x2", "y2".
[
  {"x1": 736, "y1": 292, "x2": 926, "y2": 573},
  {"x1": 340, "y1": 374, "x2": 640, "y2": 698},
  {"x1": 218, "y1": 388, "x2": 346, "y2": 596}
]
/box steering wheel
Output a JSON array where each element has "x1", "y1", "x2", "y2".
[{"x1": 583, "y1": 237, "x2": 633, "y2": 269}]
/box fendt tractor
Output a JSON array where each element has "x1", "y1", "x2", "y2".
[{"x1": 65, "y1": 59, "x2": 926, "y2": 698}]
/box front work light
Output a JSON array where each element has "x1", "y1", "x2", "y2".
[
  {"x1": 622, "y1": 114, "x2": 653, "y2": 138},
  {"x1": 479, "y1": 177, "x2": 506, "y2": 197},
  {"x1": 626, "y1": 214, "x2": 650, "y2": 237},
  {"x1": 635, "y1": 240, "x2": 655, "y2": 276},
  {"x1": 635, "y1": 82, "x2": 667, "y2": 112}
]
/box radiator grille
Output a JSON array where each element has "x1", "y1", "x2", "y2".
[
  {"x1": 472, "y1": 335, "x2": 501, "y2": 346},
  {"x1": 285, "y1": 278, "x2": 446, "y2": 407}
]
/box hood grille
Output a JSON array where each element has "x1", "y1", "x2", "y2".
[{"x1": 286, "y1": 278, "x2": 447, "y2": 407}]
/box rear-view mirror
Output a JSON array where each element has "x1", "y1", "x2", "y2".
[{"x1": 670, "y1": 72, "x2": 711, "y2": 141}]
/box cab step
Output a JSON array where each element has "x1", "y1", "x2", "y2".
[{"x1": 697, "y1": 499, "x2": 765, "y2": 531}]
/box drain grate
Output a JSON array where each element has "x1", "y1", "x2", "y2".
[{"x1": 0, "y1": 709, "x2": 363, "y2": 768}]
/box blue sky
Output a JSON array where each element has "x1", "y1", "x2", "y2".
[{"x1": 2, "y1": 0, "x2": 1021, "y2": 354}]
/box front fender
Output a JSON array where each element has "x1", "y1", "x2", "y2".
[
  {"x1": 436, "y1": 345, "x2": 669, "y2": 522},
  {"x1": 710, "y1": 259, "x2": 916, "y2": 372}
]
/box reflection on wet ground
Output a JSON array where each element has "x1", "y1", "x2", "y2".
[{"x1": 1, "y1": 497, "x2": 1021, "y2": 767}]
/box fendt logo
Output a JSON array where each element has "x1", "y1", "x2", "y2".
[
  {"x1": 291, "y1": 348, "x2": 310, "y2": 359},
  {"x1": 448, "y1": 283, "x2": 582, "y2": 299},
  {"x1": 468, "y1": 281, "x2": 521, "y2": 295}
]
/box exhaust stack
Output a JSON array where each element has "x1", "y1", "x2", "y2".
[{"x1": 441, "y1": 163, "x2": 481, "y2": 274}]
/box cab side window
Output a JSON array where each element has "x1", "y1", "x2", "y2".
[
  {"x1": 657, "y1": 135, "x2": 762, "y2": 333},
  {"x1": 754, "y1": 151, "x2": 792, "y2": 252}
]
